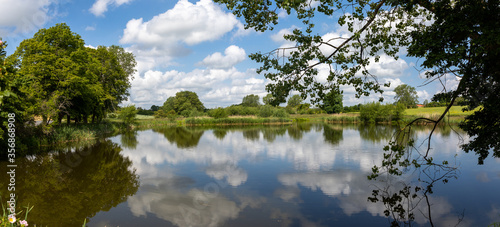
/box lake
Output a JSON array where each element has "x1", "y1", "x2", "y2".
[{"x1": 2, "y1": 123, "x2": 499, "y2": 226}]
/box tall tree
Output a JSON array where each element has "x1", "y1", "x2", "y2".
[
  {"x1": 9, "y1": 23, "x2": 85, "y2": 125},
  {"x1": 107, "y1": 45, "x2": 137, "y2": 80},
  {"x1": 287, "y1": 94, "x2": 303, "y2": 108},
  {"x1": 321, "y1": 90, "x2": 343, "y2": 114},
  {"x1": 262, "y1": 94, "x2": 275, "y2": 106},
  {"x1": 215, "y1": 0, "x2": 500, "y2": 161},
  {"x1": 162, "y1": 91, "x2": 205, "y2": 114},
  {"x1": 1, "y1": 39, "x2": 30, "y2": 146},
  {"x1": 431, "y1": 90, "x2": 454, "y2": 103},
  {"x1": 89, "y1": 46, "x2": 133, "y2": 120},
  {"x1": 394, "y1": 84, "x2": 418, "y2": 108},
  {"x1": 241, "y1": 94, "x2": 260, "y2": 107},
  {"x1": 8, "y1": 24, "x2": 135, "y2": 125}
]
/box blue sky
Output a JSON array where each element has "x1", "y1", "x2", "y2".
[{"x1": 0, "y1": 0, "x2": 460, "y2": 109}]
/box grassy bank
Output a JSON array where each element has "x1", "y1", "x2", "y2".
[
  {"x1": 34, "y1": 106, "x2": 473, "y2": 148},
  {"x1": 185, "y1": 117, "x2": 293, "y2": 125},
  {"x1": 49, "y1": 121, "x2": 121, "y2": 143}
]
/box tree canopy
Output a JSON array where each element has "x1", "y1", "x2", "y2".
[
  {"x1": 394, "y1": 84, "x2": 418, "y2": 108},
  {"x1": 215, "y1": 0, "x2": 500, "y2": 162},
  {"x1": 6, "y1": 23, "x2": 135, "y2": 126},
  {"x1": 262, "y1": 94, "x2": 275, "y2": 106},
  {"x1": 320, "y1": 90, "x2": 343, "y2": 114},
  {"x1": 241, "y1": 94, "x2": 260, "y2": 107},
  {"x1": 161, "y1": 91, "x2": 205, "y2": 115},
  {"x1": 287, "y1": 94, "x2": 303, "y2": 108},
  {"x1": 1, "y1": 24, "x2": 136, "y2": 151}
]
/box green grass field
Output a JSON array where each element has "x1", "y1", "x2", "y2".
[{"x1": 404, "y1": 106, "x2": 477, "y2": 117}]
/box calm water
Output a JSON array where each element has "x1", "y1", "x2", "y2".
[{"x1": 1, "y1": 123, "x2": 499, "y2": 226}]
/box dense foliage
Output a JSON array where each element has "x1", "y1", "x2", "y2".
[
  {"x1": 209, "y1": 107, "x2": 229, "y2": 119},
  {"x1": 7, "y1": 24, "x2": 135, "y2": 126},
  {"x1": 161, "y1": 91, "x2": 205, "y2": 117},
  {"x1": 241, "y1": 94, "x2": 261, "y2": 107},
  {"x1": 1, "y1": 24, "x2": 136, "y2": 151},
  {"x1": 118, "y1": 105, "x2": 138, "y2": 127},
  {"x1": 393, "y1": 84, "x2": 418, "y2": 108},
  {"x1": 262, "y1": 94, "x2": 276, "y2": 106},
  {"x1": 359, "y1": 102, "x2": 405, "y2": 124},
  {"x1": 215, "y1": 0, "x2": 500, "y2": 161},
  {"x1": 320, "y1": 90, "x2": 343, "y2": 114},
  {"x1": 286, "y1": 94, "x2": 303, "y2": 108}
]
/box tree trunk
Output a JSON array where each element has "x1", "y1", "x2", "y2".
[
  {"x1": 58, "y1": 113, "x2": 63, "y2": 125},
  {"x1": 91, "y1": 108, "x2": 96, "y2": 124},
  {"x1": 67, "y1": 115, "x2": 71, "y2": 125}
]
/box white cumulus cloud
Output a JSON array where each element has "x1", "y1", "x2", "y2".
[
  {"x1": 89, "y1": 0, "x2": 134, "y2": 17},
  {"x1": 129, "y1": 66, "x2": 266, "y2": 108},
  {"x1": 199, "y1": 45, "x2": 246, "y2": 69},
  {"x1": 120, "y1": 0, "x2": 246, "y2": 75},
  {"x1": 120, "y1": 0, "x2": 241, "y2": 46},
  {"x1": 0, "y1": 0, "x2": 57, "y2": 37}
]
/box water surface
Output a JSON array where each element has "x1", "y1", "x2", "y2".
[{"x1": 1, "y1": 124, "x2": 499, "y2": 226}]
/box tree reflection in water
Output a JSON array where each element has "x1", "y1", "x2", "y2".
[
  {"x1": 153, "y1": 126, "x2": 204, "y2": 148},
  {"x1": 0, "y1": 140, "x2": 139, "y2": 227},
  {"x1": 121, "y1": 129, "x2": 139, "y2": 149},
  {"x1": 368, "y1": 125, "x2": 462, "y2": 227}
]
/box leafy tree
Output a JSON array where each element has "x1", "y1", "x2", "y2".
[
  {"x1": 162, "y1": 97, "x2": 176, "y2": 112},
  {"x1": 210, "y1": 107, "x2": 229, "y2": 119},
  {"x1": 343, "y1": 104, "x2": 362, "y2": 113},
  {"x1": 8, "y1": 23, "x2": 86, "y2": 126},
  {"x1": 431, "y1": 90, "x2": 454, "y2": 103},
  {"x1": 150, "y1": 105, "x2": 160, "y2": 111},
  {"x1": 297, "y1": 103, "x2": 310, "y2": 112},
  {"x1": 272, "y1": 108, "x2": 289, "y2": 118},
  {"x1": 241, "y1": 94, "x2": 260, "y2": 107},
  {"x1": 162, "y1": 91, "x2": 205, "y2": 114},
  {"x1": 7, "y1": 24, "x2": 134, "y2": 126},
  {"x1": 360, "y1": 102, "x2": 398, "y2": 124},
  {"x1": 321, "y1": 90, "x2": 343, "y2": 114},
  {"x1": 258, "y1": 105, "x2": 274, "y2": 118},
  {"x1": 89, "y1": 46, "x2": 133, "y2": 121},
  {"x1": 394, "y1": 84, "x2": 418, "y2": 108},
  {"x1": 287, "y1": 94, "x2": 303, "y2": 108},
  {"x1": 107, "y1": 45, "x2": 137, "y2": 80},
  {"x1": 215, "y1": 0, "x2": 500, "y2": 162},
  {"x1": 263, "y1": 94, "x2": 278, "y2": 106},
  {"x1": 1, "y1": 39, "x2": 32, "y2": 150},
  {"x1": 166, "y1": 110, "x2": 177, "y2": 121},
  {"x1": 118, "y1": 105, "x2": 138, "y2": 127}
]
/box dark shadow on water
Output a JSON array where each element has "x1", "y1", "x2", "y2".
[{"x1": 0, "y1": 140, "x2": 139, "y2": 227}]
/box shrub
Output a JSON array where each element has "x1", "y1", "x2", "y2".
[
  {"x1": 189, "y1": 109, "x2": 203, "y2": 117},
  {"x1": 285, "y1": 106, "x2": 296, "y2": 114},
  {"x1": 180, "y1": 109, "x2": 191, "y2": 117},
  {"x1": 359, "y1": 102, "x2": 404, "y2": 123},
  {"x1": 258, "y1": 105, "x2": 274, "y2": 118},
  {"x1": 297, "y1": 103, "x2": 310, "y2": 111},
  {"x1": 154, "y1": 109, "x2": 167, "y2": 118},
  {"x1": 393, "y1": 102, "x2": 406, "y2": 121},
  {"x1": 166, "y1": 110, "x2": 177, "y2": 121},
  {"x1": 108, "y1": 113, "x2": 117, "y2": 118},
  {"x1": 226, "y1": 105, "x2": 242, "y2": 115},
  {"x1": 273, "y1": 108, "x2": 290, "y2": 118},
  {"x1": 118, "y1": 105, "x2": 138, "y2": 126},
  {"x1": 210, "y1": 107, "x2": 229, "y2": 119}
]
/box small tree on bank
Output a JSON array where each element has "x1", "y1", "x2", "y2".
[
  {"x1": 394, "y1": 84, "x2": 418, "y2": 108},
  {"x1": 242, "y1": 94, "x2": 260, "y2": 107},
  {"x1": 118, "y1": 105, "x2": 138, "y2": 127}
]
